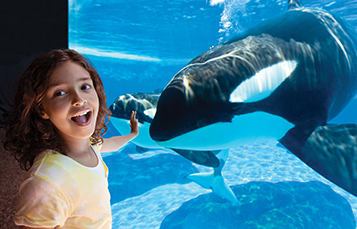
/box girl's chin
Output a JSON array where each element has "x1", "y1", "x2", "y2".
[{"x1": 57, "y1": 125, "x2": 97, "y2": 141}]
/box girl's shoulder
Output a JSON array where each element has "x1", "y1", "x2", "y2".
[{"x1": 28, "y1": 150, "x2": 77, "y2": 180}]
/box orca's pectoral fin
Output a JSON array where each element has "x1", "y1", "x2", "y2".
[
  {"x1": 279, "y1": 124, "x2": 317, "y2": 157},
  {"x1": 281, "y1": 123, "x2": 357, "y2": 197},
  {"x1": 299, "y1": 124, "x2": 357, "y2": 197},
  {"x1": 171, "y1": 149, "x2": 220, "y2": 168}
]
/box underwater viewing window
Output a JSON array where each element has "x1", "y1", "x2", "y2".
[{"x1": 69, "y1": 0, "x2": 357, "y2": 228}]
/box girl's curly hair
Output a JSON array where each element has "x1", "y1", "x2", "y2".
[{"x1": 2, "y1": 49, "x2": 111, "y2": 170}]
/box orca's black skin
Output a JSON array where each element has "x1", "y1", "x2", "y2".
[
  {"x1": 150, "y1": 0, "x2": 357, "y2": 195},
  {"x1": 150, "y1": 1, "x2": 357, "y2": 148}
]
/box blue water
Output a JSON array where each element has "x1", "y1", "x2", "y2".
[{"x1": 69, "y1": 0, "x2": 357, "y2": 228}]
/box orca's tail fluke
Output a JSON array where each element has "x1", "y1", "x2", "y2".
[{"x1": 185, "y1": 149, "x2": 239, "y2": 205}]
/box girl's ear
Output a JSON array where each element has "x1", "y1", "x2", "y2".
[
  {"x1": 37, "y1": 105, "x2": 49, "y2": 119},
  {"x1": 41, "y1": 111, "x2": 49, "y2": 119}
]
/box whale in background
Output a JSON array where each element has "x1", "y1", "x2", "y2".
[
  {"x1": 109, "y1": 90, "x2": 161, "y2": 149},
  {"x1": 149, "y1": 0, "x2": 357, "y2": 196}
]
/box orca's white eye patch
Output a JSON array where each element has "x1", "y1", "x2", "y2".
[
  {"x1": 229, "y1": 60, "x2": 297, "y2": 102},
  {"x1": 144, "y1": 108, "x2": 157, "y2": 119}
]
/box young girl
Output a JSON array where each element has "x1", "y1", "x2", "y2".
[{"x1": 2, "y1": 49, "x2": 139, "y2": 228}]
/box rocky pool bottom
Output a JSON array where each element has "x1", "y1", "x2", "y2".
[{"x1": 103, "y1": 140, "x2": 357, "y2": 229}]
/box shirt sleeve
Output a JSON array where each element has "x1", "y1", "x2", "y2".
[{"x1": 14, "y1": 175, "x2": 70, "y2": 228}]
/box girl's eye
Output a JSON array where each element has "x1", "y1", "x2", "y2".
[
  {"x1": 54, "y1": 90, "x2": 66, "y2": 97},
  {"x1": 81, "y1": 84, "x2": 92, "y2": 90}
]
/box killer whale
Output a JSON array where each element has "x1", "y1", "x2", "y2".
[
  {"x1": 149, "y1": 0, "x2": 357, "y2": 196},
  {"x1": 109, "y1": 91, "x2": 237, "y2": 203}
]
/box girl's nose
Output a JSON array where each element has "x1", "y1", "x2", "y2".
[{"x1": 72, "y1": 91, "x2": 87, "y2": 106}]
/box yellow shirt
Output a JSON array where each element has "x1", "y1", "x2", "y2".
[{"x1": 14, "y1": 144, "x2": 112, "y2": 228}]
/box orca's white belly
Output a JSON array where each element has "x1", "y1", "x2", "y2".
[{"x1": 157, "y1": 112, "x2": 294, "y2": 150}]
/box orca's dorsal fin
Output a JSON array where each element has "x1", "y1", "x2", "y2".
[{"x1": 288, "y1": 0, "x2": 302, "y2": 10}]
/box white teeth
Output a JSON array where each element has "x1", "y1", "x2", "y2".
[{"x1": 73, "y1": 110, "x2": 90, "y2": 117}]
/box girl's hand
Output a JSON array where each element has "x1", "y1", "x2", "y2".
[
  {"x1": 130, "y1": 111, "x2": 139, "y2": 136},
  {"x1": 100, "y1": 110, "x2": 139, "y2": 153}
]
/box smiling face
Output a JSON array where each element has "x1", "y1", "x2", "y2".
[{"x1": 41, "y1": 61, "x2": 100, "y2": 143}]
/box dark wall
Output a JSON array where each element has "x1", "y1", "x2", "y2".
[{"x1": 0, "y1": 0, "x2": 68, "y2": 127}]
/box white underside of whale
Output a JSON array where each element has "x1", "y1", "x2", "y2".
[
  {"x1": 156, "y1": 112, "x2": 294, "y2": 150},
  {"x1": 111, "y1": 111, "x2": 294, "y2": 151}
]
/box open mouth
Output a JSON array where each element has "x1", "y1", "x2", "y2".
[{"x1": 71, "y1": 109, "x2": 92, "y2": 126}]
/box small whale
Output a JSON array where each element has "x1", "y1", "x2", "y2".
[
  {"x1": 149, "y1": 0, "x2": 357, "y2": 196},
  {"x1": 109, "y1": 90, "x2": 161, "y2": 149}
]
